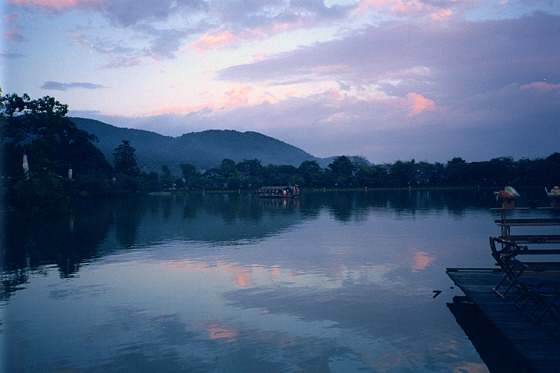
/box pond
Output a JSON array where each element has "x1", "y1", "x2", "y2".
[{"x1": 2, "y1": 189, "x2": 557, "y2": 372}]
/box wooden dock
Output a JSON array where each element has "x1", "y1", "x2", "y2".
[{"x1": 447, "y1": 268, "x2": 560, "y2": 372}]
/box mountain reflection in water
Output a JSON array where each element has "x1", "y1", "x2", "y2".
[{"x1": 4, "y1": 189, "x2": 543, "y2": 372}]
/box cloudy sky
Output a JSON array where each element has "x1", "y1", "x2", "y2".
[{"x1": 2, "y1": 0, "x2": 559, "y2": 163}]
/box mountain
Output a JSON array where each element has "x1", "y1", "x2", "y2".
[{"x1": 70, "y1": 117, "x2": 321, "y2": 173}]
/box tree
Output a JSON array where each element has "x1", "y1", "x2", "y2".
[
  {"x1": 143, "y1": 171, "x2": 161, "y2": 192},
  {"x1": 298, "y1": 160, "x2": 324, "y2": 186},
  {"x1": 1, "y1": 93, "x2": 113, "y2": 209},
  {"x1": 388, "y1": 160, "x2": 415, "y2": 187},
  {"x1": 1, "y1": 93, "x2": 111, "y2": 178},
  {"x1": 180, "y1": 163, "x2": 200, "y2": 189},
  {"x1": 113, "y1": 140, "x2": 139, "y2": 176},
  {"x1": 264, "y1": 164, "x2": 299, "y2": 186},
  {"x1": 161, "y1": 165, "x2": 174, "y2": 189},
  {"x1": 415, "y1": 161, "x2": 439, "y2": 185},
  {"x1": 237, "y1": 159, "x2": 263, "y2": 178},
  {"x1": 445, "y1": 157, "x2": 468, "y2": 185},
  {"x1": 236, "y1": 159, "x2": 264, "y2": 188},
  {"x1": 219, "y1": 159, "x2": 237, "y2": 178},
  {"x1": 361, "y1": 164, "x2": 389, "y2": 187},
  {"x1": 180, "y1": 163, "x2": 197, "y2": 179},
  {"x1": 328, "y1": 156, "x2": 355, "y2": 187}
]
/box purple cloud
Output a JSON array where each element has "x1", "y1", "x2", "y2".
[
  {"x1": 9, "y1": 0, "x2": 355, "y2": 64},
  {"x1": 41, "y1": 81, "x2": 106, "y2": 91},
  {"x1": 210, "y1": 0, "x2": 352, "y2": 31},
  {"x1": 0, "y1": 51, "x2": 25, "y2": 58},
  {"x1": 8, "y1": 1, "x2": 560, "y2": 164},
  {"x1": 99, "y1": 0, "x2": 207, "y2": 28},
  {"x1": 180, "y1": 81, "x2": 559, "y2": 162},
  {"x1": 217, "y1": 12, "x2": 560, "y2": 94},
  {"x1": 183, "y1": 12, "x2": 559, "y2": 161}
]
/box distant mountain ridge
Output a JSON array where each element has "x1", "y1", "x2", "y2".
[{"x1": 70, "y1": 117, "x2": 324, "y2": 173}]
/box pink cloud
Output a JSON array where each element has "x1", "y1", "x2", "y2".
[
  {"x1": 384, "y1": 67, "x2": 429, "y2": 80},
  {"x1": 187, "y1": 31, "x2": 239, "y2": 54},
  {"x1": 521, "y1": 81, "x2": 560, "y2": 95},
  {"x1": 3, "y1": 12, "x2": 23, "y2": 41},
  {"x1": 4, "y1": 12, "x2": 21, "y2": 23},
  {"x1": 354, "y1": 0, "x2": 393, "y2": 14},
  {"x1": 260, "y1": 21, "x2": 300, "y2": 35},
  {"x1": 149, "y1": 103, "x2": 212, "y2": 116},
  {"x1": 70, "y1": 33, "x2": 89, "y2": 48},
  {"x1": 148, "y1": 85, "x2": 280, "y2": 116},
  {"x1": 405, "y1": 92, "x2": 435, "y2": 116},
  {"x1": 391, "y1": 1, "x2": 425, "y2": 14},
  {"x1": 4, "y1": 24, "x2": 24, "y2": 41},
  {"x1": 8, "y1": 0, "x2": 100, "y2": 11},
  {"x1": 188, "y1": 18, "x2": 304, "y2": 54},
  {"x1": 390, "y1": 0, "x2": 453, "y2": 18},
  {"x1": 354, "y1": 0, "x2": 453, "y2": 19},
  {"x1": 327, "y1": 88, "x2": 344, "y2": 106},
  {"x1": 219, "y1": 85, "x2": 279, "y2": 109},
  {"x1": 429, "y1": 8, "x2": 453, "y2": 20},
  {"x1": 222, "y1": 85, "x2": 252, "y2": 108},
  {"x1": 253, "y1": 51, "x2": 270, "y2": 61}
]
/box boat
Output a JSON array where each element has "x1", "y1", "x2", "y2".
[{"x1": 256, "y1": 185, "x2": 299, "y2": 198}]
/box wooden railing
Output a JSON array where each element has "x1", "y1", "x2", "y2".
[{"x1": 493, "y1": 209, "x2": 560, "y2": 255}]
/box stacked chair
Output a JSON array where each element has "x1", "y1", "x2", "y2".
[
  {"x1": 490, "y1": 236, "x2": 534, "y2": 298},
  {"x1": 490, "y1": 236, "x2": 560, "y2": 337}
]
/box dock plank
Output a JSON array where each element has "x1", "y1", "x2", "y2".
[
  {"x1": 447, "y1": 268, "x2": 560, "y2": 372},
  {"x1": 494, "y1": 218, "x2": 560, "y2": 226}
]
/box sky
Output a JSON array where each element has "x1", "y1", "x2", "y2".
[{"x1": 2, "y1": 0, "x2": 559, "y2": 164}]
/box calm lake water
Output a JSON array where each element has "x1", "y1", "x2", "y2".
[{"x1": 2, "y1": 189, "x2": 558, "y2": 372}]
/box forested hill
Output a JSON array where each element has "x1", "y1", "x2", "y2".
[{"x1": 70, "y1": 117, "x2": 319, "y2": 173}]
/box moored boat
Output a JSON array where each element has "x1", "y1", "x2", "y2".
[{"x1": 256, "y1": 185, "x2": 299, "y2": 198}]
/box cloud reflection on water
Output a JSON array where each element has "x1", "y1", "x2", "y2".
[
  {"x1": 409, "y1": 247, "x2": 437, "y2": 272},
  {"x1": 3, "y1": 190, "x2": 500, "y2": 371}
]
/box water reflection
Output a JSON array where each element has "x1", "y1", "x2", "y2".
[
  {"x1": 2, "y1": 189, "x2": 507, "y2": 299},
  {"x1": 3, "y1": 188, "x2": 531, "y2": 371},
  {"x1": 3, "y1": 188, "x2": 543, "y2": 265}
]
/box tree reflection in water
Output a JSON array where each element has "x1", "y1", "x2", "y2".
[
  {"x1": 1, "y1": 188, "x2": 516, "y2": 287},
  {"x1": 2, "y1": 188, "x2": 544, "y2": 371}
]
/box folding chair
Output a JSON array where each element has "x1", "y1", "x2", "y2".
[
  {"x1": 489, "y1": 236, "x2": 535, "y2": 298},
  {"x1": 515, "y1": 284, "x2": 559, "y2": 312},
  {"x1": 522, "y1": 286, "x2": 560, "y2": 326}
]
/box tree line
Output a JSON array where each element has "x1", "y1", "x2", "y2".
[
  {"x1": 2, "y1": 93, "x2": 559, "y2": 213},
  {"x1": 150, "y1": 153, "x2": 560, "y2": 191}
]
